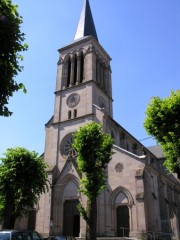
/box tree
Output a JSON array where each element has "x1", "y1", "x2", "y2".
[
  {"x1": 0, "y1": 147, "x2": 48, "y2": 229},
  {"x1": 144, "y1": 90, "x2": 180, "y2": 176},
  {"x1": 72, "y1": 122, "x2": 114, "y2": 240},
  {"x1": 0, "y1": 0, "x2": 28, "y2": 117}
]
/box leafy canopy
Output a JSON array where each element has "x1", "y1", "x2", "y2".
[
  {"x1": 0, "y1": 0, "x2": 28, "y2": 117},
  {"x1": 144, "y1": 90, "x2": 180, "y2": 174},
  {"x1": 72, "y1": 122, "x2": 114, "y2": 199},
  {"x1": 0, "y1": 147, "x2": 48, "y2": 223}
]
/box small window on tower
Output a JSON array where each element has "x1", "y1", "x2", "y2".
[
  {"x1": 68, "y1": 111, "x2": 71, "y2": 119},
  {"x1": 67, "y1": 58, "x2": 71, "y2": 88},
  {"x1": 74, "y1": 109, "x2": 77, "y2": 118},
  {"x1": 80, "y1": 52, "x2": 84, "y2": 83},
  {"x1": 73, "y1": 55, "x2": 77, "y2": 85}
]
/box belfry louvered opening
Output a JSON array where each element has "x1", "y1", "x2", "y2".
[{"x1": 64, "y1": 52, "x2": 84, "y2": 88}]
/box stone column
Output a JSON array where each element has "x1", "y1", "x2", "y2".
[
  {"x1": 100, "y1": 63, "x2": 104, "y2": 88},
  {"x1": 62, "y1": 61, "x2": 68, "y2": 89},
  {"x1": 70, "y1": 55, "x2": 75, "y2": 86},
  {"x1": 76, "y1": 53, "x2": 81, "y2": 84},
  {"x1": 92, "y1": 51, "x2": 97, "y2": 81},
  {"x1": 84, "y1": 52, "x2": 93, "y2": 81},
  {"x1": 108, "y1": 68, "x2": 112, "y2": 96},
  {"x1": 56, "y1": 59, "x2": 63, "y2": 91},
  {"x1": 103, "y1": 66, "x2": 107, "y2": 90},
  {"x1": 36, "y1": 174, "x2": 52, "y2": 236},
  {"x1": 96, "y1": 60, "x2": 100, "y2": 84},
  {"x1": 135, "y1": 169, "x2": 147, "y2": 237}
]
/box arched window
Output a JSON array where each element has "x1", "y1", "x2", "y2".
[
  {"x1": 120, "y1": 132, "x2": 125, "y2": 149},
  {"x1": 126, "y1": 142, "x2": 129, "y2": 151},
  {"x1": 111, "y1": 130, "x2": 115, "y2": 140},
  {"x1": 106, "y1": 67, "x2": 110, "y2": 94},
  {"x1": 96, "y1": 57, "x2": 100, "y2": 83},
  {"x1": 68, "y1": 111, "x2": 71, "y2": 119},
  {"x1": 67, "y1": 58, "x2": 71, "y2": 87},
  {"x1": 103, "y1": 65, "x2": 106, "y2": 89},
  {"x1": 104, "y1": 67, "x2": 108, "y2": 92},
  {"x1": 99, "y1": 61, "x2": 102, "y2": 87},
  {"x1": 74, "y1": 109, "x2": 77, "y2": 118},
  {"x1": 133, "y1": 143, "x2": 138, "y2": 155},
  {"x1": 80, "y1": 52, "x2": 84, "y2": 83},
  {"x1": 73, "y1": 55, "x2": 77, "y2": 85},
  {"x1": 96, "y1": 58, "x2": 98, "y2": 82}
]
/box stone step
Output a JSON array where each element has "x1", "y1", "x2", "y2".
[{"x1": 76, "y1": 238, "x2": 138, "y2": 240}]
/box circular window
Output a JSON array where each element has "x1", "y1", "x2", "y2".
[
  {"x1": 60, "y1": 133, "x2": 74, "y2": 158},
  {"x1": 115, "y1": 162, "x2": 124, "y2": 173}
]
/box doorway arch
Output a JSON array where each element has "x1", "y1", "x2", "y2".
[
  {"x1": 110, "y1": 186, "x2": 134, "y2": 237},
  {"x1": 63, "y1": 199, "x2": 80, "y2": 237},
  {"x1": 117, "y1": 205, "x2": 129, "y2": 237},
  {"x1": 52, "y1": 173, "x2": 80, "y2": 235}
]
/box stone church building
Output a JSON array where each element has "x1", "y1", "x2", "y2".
[{"x1": 16, "y1": 0, "x2": 180, "y2": 239}]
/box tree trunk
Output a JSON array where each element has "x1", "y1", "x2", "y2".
[
  {"x1": 2, "y1": 192, "x2": 16, "y2": 229},
  {"x1": 86, "y1": 196, "x2": 97, "y2": 240}
]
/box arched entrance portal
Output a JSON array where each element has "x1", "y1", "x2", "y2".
[
  {"x1": 63, "y1": 199, "x2": 80, "y2": 237},
  {"x1": 117, "y1": 205, "x2": 129, "y2": 237},
  {"x1": 110, "y1": 187, "x2": 133, "y2": 237}
]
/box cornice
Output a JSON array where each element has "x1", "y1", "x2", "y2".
[
  {"x1": 54, "y1": 79, "x2": 113, "y2": 100},
  {"x1": 58, "y1": 36, "x2": 111, "y2": 62},
  {"x1": 146, "y1": 163, "x2": 180, "y2": 190},
  {"x1": 52, "y1": 113, "x2": 94, "y2": 126}
]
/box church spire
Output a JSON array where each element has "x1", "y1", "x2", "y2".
[{"x1": 74, "y1": 0, "x2": 98, "y2": 42}]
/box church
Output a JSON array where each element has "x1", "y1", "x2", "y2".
[{"x1": 16, "y1": 0, "x2": 180, "y2": 239}]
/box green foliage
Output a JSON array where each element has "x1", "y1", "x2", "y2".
[
  {"x1": 144, "y1": 90, "x2": 180, "y2": 174},
  {"x1": 77, "y1": 203, "x2": 88, "y2": 221},
  {"x1": 72, "y1": 122, "x2": 114, "y2": 240},
  {"x1": 72, "y1": 122, "x2": 114, "y2": 200},
  {"x1": 0, "y1": 0, "x2": 28, "y2": 117},
  {"x1": 0, "y1": 147, "x2": 48, "y2": 226}
]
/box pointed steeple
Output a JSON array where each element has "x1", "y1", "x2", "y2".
[{"x1": 74, "y1": 0, "x2": 98, "y2": 42}]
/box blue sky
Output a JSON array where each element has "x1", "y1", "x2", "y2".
[{"x1": 0, "y1": 0, "x2": 179, "y2": 157}]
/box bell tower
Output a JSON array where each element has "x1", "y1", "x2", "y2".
[
  {"x1": 53, "y1": 0, "x2": 113, "y2": 125},
  {"x1": 36, "y1": 0, "x2": 113, "y2": 236},
  {"x1": 41, "y1": 0, "x2": 114, "y2": 168}
]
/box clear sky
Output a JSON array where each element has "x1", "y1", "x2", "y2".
[{"x1": 0, "y1": 0, "x2": 179, "y2": 157}]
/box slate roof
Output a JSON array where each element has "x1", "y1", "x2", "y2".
[
  {"x1": 147, "y1": 145, "x2": 165, "y2": 159},
  {"x1": 74, "y1": 0, "x2": 98, "y2": 42}
]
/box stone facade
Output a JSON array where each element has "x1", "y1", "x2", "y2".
[
  {"x1": 16, "y1": 1, "x2": 180, "y2": 239},
  {"x1": 33, "y1": 35, "x2": 180, "y2": 239}
]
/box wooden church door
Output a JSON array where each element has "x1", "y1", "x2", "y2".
[
  {"x1": 63, "y1": 199, "x2": 80, "y2": 237},
  {"x1": 117, "y1": 205, "x2": 129, "y2": 237}
]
